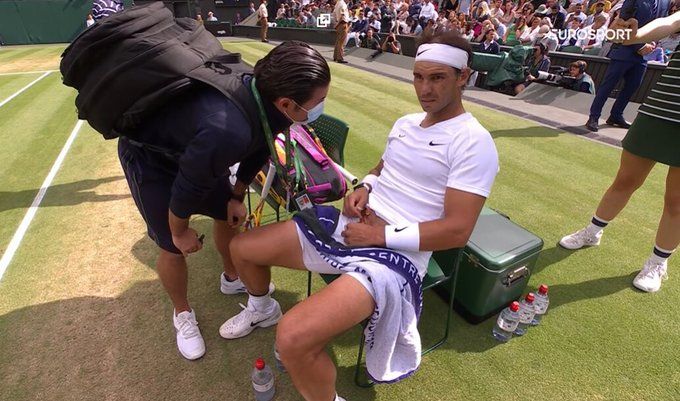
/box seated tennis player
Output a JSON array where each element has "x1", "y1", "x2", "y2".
[{"x1": 220, "y1": 31, "x2": 499, "y2": 401}]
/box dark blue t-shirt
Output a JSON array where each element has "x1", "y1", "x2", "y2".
[{"x1": 132, "y1": 77, "x2": 290, "y2": 219}]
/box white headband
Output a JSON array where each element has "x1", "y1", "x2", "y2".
[{"x1": 414, "y1": 43, "x2": 469, "y2": 70}]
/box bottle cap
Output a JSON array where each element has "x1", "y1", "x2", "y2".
[
  {"x1": 538, "y1": 284, "x2": 548, "y2": 295},
  {"x1": 526, "y1": 293, "x2": 535, "y2": 303},
  {"x1": 510, "y1": 301, "x2": 520, "y2": 312},
  {"x1": 255, "y1": 358, "x2": 265, "y2": 370}
]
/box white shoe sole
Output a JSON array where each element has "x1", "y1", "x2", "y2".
[
  {"x1": 558, "y1": 237, "x2": 601, "y2": 250},
  {"x1": 220, "y1": 282, "x2": 276, "y2": 295},
  {"x1": 178, "y1": 345, "x2": 206, "y2": 360},
  {"x1": 219, "y1": 309, "x2": 282, "y2": 340},
  {"x1": 632, "y1": 280, "x2": 661, "y2": 293}
]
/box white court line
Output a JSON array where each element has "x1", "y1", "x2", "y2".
[
  {"x1": 0, "y1": 120, "x2": 85, "y2": 282},
  {"x1": 0, "y1": 71, "x2": 51, "y2": 109},
  {"x1": 0, "y1": 70, "x2": 57, "y2": 77}
]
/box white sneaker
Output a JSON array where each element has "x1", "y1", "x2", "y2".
[
  {"x1": 558, "y1": 227, "x2": 603, "y2": 250},
  {"x1": 173, "y1": 309, "x2": 205, "y2": 360},
  {"x1": 219, "y1": 301, "x2": 282, "y2": 339},
  {"x1": 633, "y1": 259, "x2": 668, "y2": 293},
  {"x1": 220, "y1": 274, "x2": 276, "y2": 295}
]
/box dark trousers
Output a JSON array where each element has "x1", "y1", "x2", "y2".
[{"x1": 589, "y1": 59, "x2": 647, "y2": 120}]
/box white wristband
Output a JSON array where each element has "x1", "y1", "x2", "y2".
[
  {"x1": 384, "y1": 224, "x2": 420, "y2": 251},
  {"x1": 362, "y1": 174, "x2": 379, "y2": 193}
]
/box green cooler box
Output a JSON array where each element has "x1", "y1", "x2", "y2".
[{"x1": 437, "y1": 207, "x2": 544, "y2": 324}]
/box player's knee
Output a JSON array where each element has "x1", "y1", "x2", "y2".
[
  {"x1": 276, "y1": 314, "x2": 319, "y2": 362},
  {"x1": 611, "y1": 172, "x2": 645, "y2": 193}
]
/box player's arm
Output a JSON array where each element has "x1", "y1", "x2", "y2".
[
  {"x1": 343, "y1": 159, "x2": 384, "y2": 217},
  {"x1": 416, "y1": 188, "x2": 486, "y2": 251},
  {"x1": 623, "y1": 12, "x2": 680, "y2": 45}
]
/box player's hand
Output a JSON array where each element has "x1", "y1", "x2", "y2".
[
  {"x1": 341, "y1": 222, "x2": 385, "y2": 247},
  {"x1": 342, "y1": 187, "x2": 369, "y2": 218},
  {"x1": 172, "y1": 228, "x2": 203, "y2": 257},
  {"x1": 227, "y1": 198, "x2": 247, "y2": 228}
]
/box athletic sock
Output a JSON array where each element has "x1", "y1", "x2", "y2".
[
  {"x1": 650, "y1": 245, "x2": 675, "y2": 265},
  {"x1": 586, "y1": 215, "x2": 609, "y2": 235},
  {"x1": 247, "y1": 292, "x2": 274, "y2": 312},
  {"x1": 223, "y1": 273, "x2": 238, "y2": 282}
]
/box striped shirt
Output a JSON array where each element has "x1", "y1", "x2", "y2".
[{"x1": 638, "y1": 45, "x2": 680, "y2": 124}]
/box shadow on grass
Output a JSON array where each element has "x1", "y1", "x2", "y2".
[
  {"x1": 490, "y1": 126, "x2": 560, "y2": 138},
  {"x1": 0, "y1": 176, "x2": 129, "y2": 213},
  {"x1": 0, "y1": 278, "x2": 317, "y2": 401}
]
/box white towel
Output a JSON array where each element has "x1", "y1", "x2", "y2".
[{"x1": 294, "y1": 206, "x2": 423, "y2": 383}]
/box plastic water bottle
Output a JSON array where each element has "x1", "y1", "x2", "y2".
[
  {"x1": 251, "y1": 358, "x2": 275, "y2": 401},
  {"x1": 531, "y1": 284, "x2": 550, "y2": 326},
  {"x1": 513, "y1": 293, "x2": 536, "y2": 336},
  {"x1": 273, "y1": 345, "x2": 286, "y2": 373},
  {"x1": 492, "y1": 301, "x2": 521, "y2": 342}
]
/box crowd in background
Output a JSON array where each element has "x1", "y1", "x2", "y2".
[{"x1": 266, "y1": 0, "x2": 678, "y2": 63}]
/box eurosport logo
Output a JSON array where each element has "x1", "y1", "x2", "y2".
[
  {"x1": 552, "y1": 28, "x2": 633, "y2": 42},
  {"x1": 317, "y1": 13, "x2": 331, "y2": 28}
]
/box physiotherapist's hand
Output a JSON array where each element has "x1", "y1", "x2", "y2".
[
  {"x1": 227, "y1": 198, "x2": 247, "y2": 228},
  {"x1": 342, "y1": 187, "x2": 369, "y2": 218},
  {"x1": 637, "y1": 43, "x2": 654, "y2": 56},
  {"x1": 341, "y1": 222, "x2": 386, "y2": 247},
  {"x1": 172, "y1": 228, "x2": 203, "y2": 257},
  {"x1": 611, "y1": 17, "x2": 638, "y2": 44}
]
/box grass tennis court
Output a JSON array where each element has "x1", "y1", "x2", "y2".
[{"x1": 0, "y1": 41, "x2": 677, "y2": 401}]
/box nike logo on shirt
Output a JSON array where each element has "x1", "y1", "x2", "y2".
[
  {"x1": 429, "y1": 141, "x2": 446, "y2": 146},
  {"x1": 395, "y1": 227, "x2": 407, "y2": 232}
]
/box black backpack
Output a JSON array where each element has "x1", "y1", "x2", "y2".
[{"x1": 60, "y1": 1, "x2": 260, "y2": 140}]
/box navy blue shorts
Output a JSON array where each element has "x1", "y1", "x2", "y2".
[{"x1": 118, "y1": 138, "x2": 232, "y2": 254}]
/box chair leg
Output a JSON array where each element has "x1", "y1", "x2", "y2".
[
  {"x1": 422, "y1": 252, "x2": 462, "y2": 355},
  {"x1": 354, "y1": 331, "x2": 374, "y2": 388},
  {"x1": 307, "y1": 271, "x2": 312, "y2": 297}
]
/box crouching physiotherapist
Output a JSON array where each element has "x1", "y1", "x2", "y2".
[
  {"x1": 219, "y1": 31, "x2": 499, "y2": 401},
  {"x1": 118, "y1": 41, "x2": 330, "y2": 360}
]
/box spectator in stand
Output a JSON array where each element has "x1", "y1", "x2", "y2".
[
  {"x1": 490, "y1": 17, "x2": 507, "y2": 39},
  {"x1": 346, "y1": 11, "x2": 369, "y2": 47},
  {"x1": 514, "y1": 43, "x2": 551, "y2": 94},
  {"x1": 381, "y1": 0, "x2": 397, "y2": 32},
  {"x1": 361, "y1": 26, "x2": 383, "y2": 48},
  {"x1": 566, "y1": 60, "x2": 596, "y2": 94},
  {"x1": 207, "y1": 11, "x2": 218, "y2": 22},
  {"x1": 249, "y1": 2, "x2": 256, "y2": 15},
  {"x1": 588, "y1": 0, "x2": 612, "y2": 14},
  {"x1": 196, "y1": 14, "x2": 204, "y2": 24},
  {"x1": 536, "y1": 25, "x2": 559, "y2": 50},
  {"x1": 520, "y1": 15, "x2": 540, "y2": 43},
  {"x1": 559, "y1": 16, "x2": 583, "y2": 47},
  {"x1": 396, "y1": 4, "x2": 410, "y2": 32},
  {"x1": 424, "y1": 17, "x2": 438, "y2": 35},
  {"x1": 499, "y1": 0, "x2": 516, "y2": 27},
  {"x1": 381, "y1": 31, "x2": 403, "y2": 53},
  {"x1": 489, "y1": 0, "x2": 504, "y2": 18},
  {"x1": 459, "y1": 0, "x2": 473, "y2": 15},
  {"x1": 276, "y1": 3, "x2": 286, "y2": 19},
  {"x1": 585, "y1": 1, "x2": 609, "y2": 26},
  {"x1": 566, "y1": 3, "x2": 587, "y2": 24},
  {"x1": 577, "y1": 14, "x2": 608, "y2": 51},
  {"x1": 474, "y1": 19, "x2": 495, "y2": 41},
  {"x1": 420, "y1": 0, "x2": 438, "y2": 26},
  {"x1": 520, "y1": 2, "x2": 535, "y2": 19},
  {"x1": 410, "y1": 0, "x2": 423, "y2": 18},
  {"x1": 546, "y1": 0, "x2": 567, "y2": 30},
  {"x1": 658, "y1": 31, "x2": 680, "y2": 58},
  {"x1": 480, "y1": 26, "x2": 501, "y2": 52},
  {"x1": 473, "y1": 1, "x2": 492, "y2": 21},
  {"x1": 504, "y1": 15, "x2": 528, "y2": 44},
  {"x1": 86, "y1": 14, "x2": 95, "y2": 28},
  {"x1": 368, "y1": 14, "x2": 382, "y2": 31}
]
